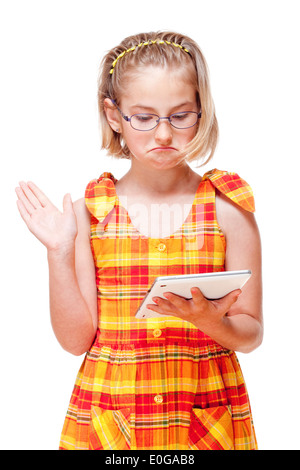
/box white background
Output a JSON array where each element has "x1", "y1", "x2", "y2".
[{"x1": 1, "y1": 0, "x2": 299, "y2": 450}]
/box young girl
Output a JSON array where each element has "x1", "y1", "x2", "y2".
[{"x1": 16, "y1": 31, "x2": 262, "y2": 450}]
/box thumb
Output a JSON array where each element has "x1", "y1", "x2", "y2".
[
  {"x1": 213, "y1": 289, "x2": 241, "y2": 312},
  {"x1": 62, "y1": 193, "x2": 73, "y2": 213}
]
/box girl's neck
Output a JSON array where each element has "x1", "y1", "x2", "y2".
[{"x1": 117, "y1": 160, "x2": 197, "y2": 198}]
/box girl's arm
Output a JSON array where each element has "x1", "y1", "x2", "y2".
[
  {"x1": 47, "y1": 198, "x2": 98, "y2": 355},
  {"x1": 213, "y1": 191, "x2": 263, "y2": 353},
  {"x1": 16, "y1": 182, "x2": 97, "y2": 355},
  {"x1": 146, "y1": 191, "x2": 263, "y2": 353}
]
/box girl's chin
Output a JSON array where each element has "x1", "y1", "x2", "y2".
[{"x1": 147, "y1": 154, "x2": 186, "y2": 169}]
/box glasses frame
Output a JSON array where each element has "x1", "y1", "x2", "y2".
[{"x1": 110, "y1": 99, "x2": 201, "y2": 132}]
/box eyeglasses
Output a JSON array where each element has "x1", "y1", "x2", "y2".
[{"x1": 111, "y1": 99, "x2": 201, "y2": 131}]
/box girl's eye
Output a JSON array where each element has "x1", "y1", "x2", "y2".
[
  {"x1": 172, "y1": 113, "x2": 189, "y2": 120},
  {"x1": 135, "y1": 114, "x2": 154, "y2": 122}
]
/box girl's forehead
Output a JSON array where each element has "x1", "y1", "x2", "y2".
[
  {"x1": 124, "y1": 63, "x2": 195, "y2": 85},
  {"x1": 119, "y1": 65, "x2": 197, "y2": 103}
]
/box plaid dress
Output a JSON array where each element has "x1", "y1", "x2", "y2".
[{"x1": 59, "y1": 168, "x2": 257, "y2": 450}]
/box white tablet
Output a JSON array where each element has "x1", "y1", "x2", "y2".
[{"x1": 135, "y1": 270, "x2": 252, "y2": 319}]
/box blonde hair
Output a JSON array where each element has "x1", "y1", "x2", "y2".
[{"x1": 98, "y1": 31, "x2": 218, "y2": 166}]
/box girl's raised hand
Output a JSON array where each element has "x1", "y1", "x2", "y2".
[{"x1": 15, "y1": 181, "x2": 78, "y2": 252}]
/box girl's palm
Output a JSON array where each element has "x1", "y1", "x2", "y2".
[{"x1": 16, "y1": 181, "x2": 78, "y2": 251}]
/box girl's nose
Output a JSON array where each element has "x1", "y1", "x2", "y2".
[{"x1": 154, "y1": 120, "x2": 173, "y2": 144}]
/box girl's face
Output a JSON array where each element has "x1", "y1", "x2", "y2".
[{"x1": 107, "y1": 65, "x2": 199, "y2": 170}]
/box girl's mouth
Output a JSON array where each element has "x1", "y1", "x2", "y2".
[{"x1": 150, "y1": 147, "x2": 177, "y2": 151}]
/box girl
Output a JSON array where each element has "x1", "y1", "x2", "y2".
[{"x1": 16, "y1": 31, "x2": 263, "y2": 450}]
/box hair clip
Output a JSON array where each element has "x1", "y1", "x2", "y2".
[{"x1": 109, "y1": 40, "x2": 190, "y2": 75}]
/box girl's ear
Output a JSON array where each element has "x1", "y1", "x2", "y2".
[{"x1": 103, "y1": 98, "x2": 122, "y2": 133}]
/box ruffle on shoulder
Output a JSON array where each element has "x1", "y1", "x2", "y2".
[
  {"x1": 202, "y1": 169, "x2": 255, "y2": 212},
  {"x1": 85, "y1": 172, "x2": 118, "y2": 222},
  {"x1": 85, "y1": 169, "x2": 255, "y2": 221}
]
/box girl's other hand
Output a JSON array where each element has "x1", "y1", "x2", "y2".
[
  {"x1": 147, "y1": 287, "x2": 240, "y2": 330},
  {"x1": 15, "y1": 181, "x2": 78, "y2": 253}
]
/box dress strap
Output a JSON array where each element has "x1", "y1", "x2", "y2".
[
  {"x1": 202, "y1": 168, "x2": 255, "y2": 212},
  {"x1": 85, "y1": 169, "x2": 255, "y2": 221},
  {"x1": 85, "y1": 172, "x2": 118, "y2": 221}
]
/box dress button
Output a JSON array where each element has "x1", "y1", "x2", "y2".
[
  {"x1": 154, "y1": 394, "x2": 163, "y2": 404},
  {"x1": 157, "y1": 243, "x2": 166, "y2": 252},
  {"x1": 153, "y1": 328, "x2": 162, "y2": 338}
]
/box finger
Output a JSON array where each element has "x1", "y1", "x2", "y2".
[
  {"x1": 151, "y1": 296, "x2": 168, "y2": 306},
  {"x1": 146, "y1": 302, "x2": 173, "y2": 316},
  {"x1": 15, "y1": 185, "x2": 35, "y2": 215},
  {"x1": 190, "y1": 287, "x2": 206, "y2": 303},
  {"x1": 18, "y1": 181, "x2": 44, "y2": 210},
  {"x1": 16, "y1": 198, "x2": 32, "y2": 225},
  {"x1": 162, "y1": 292, "x2": 188, "y2": 307},
  {"x1": 26, "y1": 181, "x2": 50, "y2": 207},
  {"x1": 62, "y1": 193, "x2": 73, "y2": 213},
  {"x1": 150, "y1": 294, "x2": 188, "y2": 317}
]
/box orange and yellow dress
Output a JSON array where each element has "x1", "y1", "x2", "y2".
[{"x1": 59, "y1": 168, "x2": 257, "y2": 450}]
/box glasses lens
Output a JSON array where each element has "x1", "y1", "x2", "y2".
[
  {"x1": 170, "y1": 112, "x2": 198, "y2": 129},
  {"x1": 130, "y1": 112, "x2": 199, "y2": 131},
  {"x1": 131, "y1": 114, "x2": 158, "y2": 131}
]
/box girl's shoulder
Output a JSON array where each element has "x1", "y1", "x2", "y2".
[
  {"x1": 84, "y1": 173, "x2": 118, "y2": 222},
  {"x1": 204, "y1": 169, "x2": 258, "y2": 240},
  {"x1": 202, "y1": 168, "x2": 255, "y2": 213}
]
